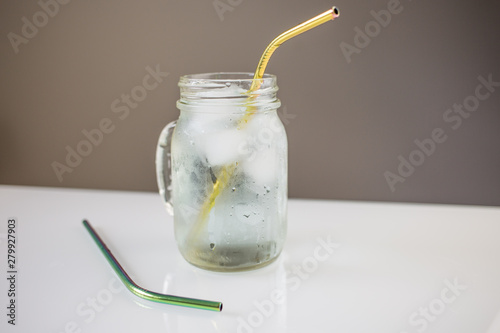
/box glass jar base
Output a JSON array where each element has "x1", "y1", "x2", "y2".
[
  {"x1": 186, "y1": 252, "x2": 281, "y2": 272},
  {"x1": 180, "y1": 242, "x2": 282, "y2": 272}
]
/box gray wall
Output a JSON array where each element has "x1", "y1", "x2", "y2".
[{"x1": 1, "y1": 0, "x2": 499, "y2": 206}]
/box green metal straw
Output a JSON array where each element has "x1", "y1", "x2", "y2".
[{"x1": 82, "y1": 220, "x2": 223, "y2": 312}]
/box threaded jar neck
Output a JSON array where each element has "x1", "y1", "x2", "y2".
[{"x1": 177, "y1": 72, "x2": 280, "y2": 113}]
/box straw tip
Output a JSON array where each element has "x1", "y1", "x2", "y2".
[{"x1": 331, "y1": 6, "x2": 339, "y2": 18}]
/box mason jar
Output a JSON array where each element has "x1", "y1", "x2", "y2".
[{"x1": 156, "y1": 72, "x2": 287, "y2": 271}]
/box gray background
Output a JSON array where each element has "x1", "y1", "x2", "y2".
[{"x1": 1, "y1": 0, "x2": 499, "y2": 206}]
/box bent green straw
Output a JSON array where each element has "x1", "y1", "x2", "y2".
[{"x1": 82, "y1": 220, "x2": 223, "y2": 312}]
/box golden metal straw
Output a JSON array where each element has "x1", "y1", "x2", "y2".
[
  {"x1": 83, "y1": 220, "x2": 223, "y2": 311},
  {"x1": 191, "y1": 7, "x2": 340, "y2": 242}
]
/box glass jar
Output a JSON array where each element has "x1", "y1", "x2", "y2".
[{"x1": 156, "y1": 72, "x2": 287, "y2": 271}]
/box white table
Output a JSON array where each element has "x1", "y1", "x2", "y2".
[{"x1": 1, "y1": 185, "x2": 499, "y2": 333}]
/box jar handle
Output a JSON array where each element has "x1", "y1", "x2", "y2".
[{"x1": 155, "y1": 120, "x2": 177, "y2": 216}]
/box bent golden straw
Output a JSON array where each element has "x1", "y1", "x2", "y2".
[{"x1": 192, "y1": 7, "x2": 340, "y2": 242}]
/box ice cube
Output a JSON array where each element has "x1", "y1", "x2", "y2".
[
  {"x1": 184, "y1": 111, "x2": 228, "y2": 135},
  {"x1": 197, "y1": 128, "x2": 246, "y2": 166},
  {"x1": 243, "y1": 148, "x2": 278, "y2": 186}
]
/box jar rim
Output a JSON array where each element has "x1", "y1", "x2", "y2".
[{"x1": 179, "y1": 72, "x2": 276, "y2": 87}]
